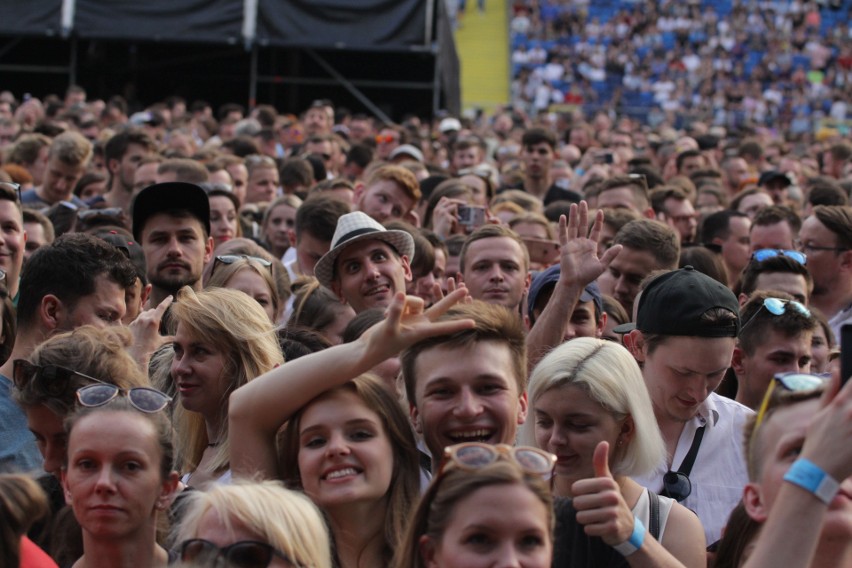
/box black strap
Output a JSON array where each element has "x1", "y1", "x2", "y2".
[
  {"x1": 676, "y1": 425, "x2": 705, "y2": 477},
  {"x1": 419, "y1": 449, "x2": 432, "y2": 474},
  {"x1": 647, "y1": 490, "x2": 661, "y2": 540}
]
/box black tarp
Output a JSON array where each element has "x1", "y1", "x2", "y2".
[
  {"x1": 256, "y1": 0, "x2": 428, "y2": 50},
  {"x1": 73, "y1": 0, "x2": 243, "y2": 44},
  {"x1": 0, "y1": 1, "x2": 63, "y2": 37}
]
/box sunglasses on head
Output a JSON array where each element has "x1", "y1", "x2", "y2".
[
  {"x1": 77, "y1": 207, "x2": 124, "y2": 221},
  {"x1": 752, "y1": 372, "x2": 826, "y2": 437},
  {"x1": 751, "y1": 248, "x2": 807, "y2": 265},
  {"x1": 739, "y1": 297, "x2": 811, "y2": 336},
  {"x1": 13, "y1": 360, "x2": 103, "y2": 396},
  {"x1": 180, "y1": 539, "x2": 298, "y2": 568},
  {"x1": 76, "y1": 384, "x2": 172, "y2": 413},
  {"x1": 440, "y1": 443, "x2": 556, "y2": 479},
  {"x1": 0, "y1": 180, "x2": 22, "y2": 203},
  {"x1": 212, "y1": 254, "x2": 273, "y2": 275}
]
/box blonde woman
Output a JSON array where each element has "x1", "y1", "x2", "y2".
[
  {"x1": 175, "y1": 481, "x2": 331, "y2": 568},
  {"x1": 519, "y1": 338, "x2": 706, "y2": 567},
  {"x1": 169, "y1": 287, "x2": 283, "y2": 487}
]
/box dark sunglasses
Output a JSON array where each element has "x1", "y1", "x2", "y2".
[
  {"x1": 751, "y1": 248, "x2": 807, "y2": 265},
  {"x1": 13, "y1": 360, "x2": 103, "y2": 396},
  {"x1": 180, "y1": 539, "x2": 298, "y2": 568},
  {"x1": 76, "y1": 384, "x2": 172, "y2": 413},
  {"x1": 212, "y1": 254, "x2": 273, "y2": 275}
]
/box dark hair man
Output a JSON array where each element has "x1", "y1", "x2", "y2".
[
  {"x1": 732, "y1": 291, "x2": 817, "y2": 410},
  {"x1": 98, "y1": 129, "x2": 156, "y2": 212},
  {"x1": 701, "y1": 210, "x2": 752, "y2": 288},
  {"x1": 798, "y1": 205, "x2": 852, "y2": 338},
  {"x1": 0, "y1": 233, "x2": 137, "y2": 473},
  {"x1": 132, "y1": 182, "x2": 212, "y2": 308}
]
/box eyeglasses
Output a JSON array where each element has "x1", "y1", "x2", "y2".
[
  {"x1": 669, "y1": 213, "x2": 697, "y2": 224},
  {"x1": 797, "y1": 240, "x2": 849, "y2": 254},
  {"x1": 440, "y1": 443, "x2": 556, "y2": 479},
  {"x1": 76, "y1": 384, "x2": 172, "y2": 413},
  {"x1": 13, "y1": 360, "x2": 103, "y2": 396},
  {"x1": 212, "y1": 254, "x2": 273, "y2": 275},
  {"x1": 180, "y1": 539, "x2": 298, "y2": 568},
  {"x1": 0, "y1": 181, "x2": 22, "y2": 203},
  {"x1": 739, "y1": 297, "x2": 811, "y2": 336},
  {"x1": 752, "y1": 372, "x2": 826, "y2": 436},
  {"x1": 752, "y1": 248, "x2": 807, "y2": 265},
  {"x1": 375, "y1": 134, "x2": 399, "y2": 144}
]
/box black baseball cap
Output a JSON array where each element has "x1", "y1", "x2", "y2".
[
  {"x1": 131, "y1": 182, "x2": 210, "y2": 241},
  {"x1": 613, "y1": 266, "x2": 740, "y2": 337},
  {"x1": 758, "y1": 170, "x2": 792, "y2": 188}
]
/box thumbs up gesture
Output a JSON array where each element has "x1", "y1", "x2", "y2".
[{"x1": 571, "y1": 441, "x2": 635, "y2": 546}]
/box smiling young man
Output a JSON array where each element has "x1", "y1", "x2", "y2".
[
  {"x1": 624, "y1": 266, "x2": 751, "y2": 545},
  {"x1": 314, "y1": 211, "x2": 414, "y2": 314},
  {"x1": 132, "y1": 182, "x2": 213, "y2": 308},
  {"x1": 401, "y1": 301, "x2": 528, "y2": 466}
]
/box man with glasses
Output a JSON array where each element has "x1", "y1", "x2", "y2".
[
  {"x1": 650, "y1": 186, "x2": 698, "y2": 245},
  {"x1": 623, "y1": 266, "x2": 751, "y2": 545},
  {"x1": 798, "y1": 205, "x2": 852, "y2": 338},
  {"x1": 132, "y1": 182, "x2": 212, "y2": 309},
  {"x1": 0, "y1": 233, "x2": 136, "y2": 473},
  {"x1": 731, "y1": 291, "x2": 818, "y2": 410}
]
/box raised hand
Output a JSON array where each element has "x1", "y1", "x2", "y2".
[
  {"x1": 127, "y1": 295, "x2": 173, "y2": 371},
  {"x1": 362, "y1": 288, "x2": 475, "y2": 363},
  {"x1": 558, "y1": 201, "x2": 622, "y2": 289},
  {"x1": 801, "y1": 366, "x2": 852, "y2": 483},
  {"x1": 571, "y1": 441, "x2": 635, "y2": 546}
]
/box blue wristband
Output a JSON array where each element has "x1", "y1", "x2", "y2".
[
  {"x1": 613, "y1": 516, "x2": 646, "y2": 557},
  {"x1": 783, "y1": 458, "x2": 840, "y2": 505}
]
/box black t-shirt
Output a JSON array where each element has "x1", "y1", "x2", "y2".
[{"x1": 552, "y1": 498, "x2": 629, "y2": 568}]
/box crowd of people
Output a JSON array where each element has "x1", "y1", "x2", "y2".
[
  {"x1": 509, "y1": 0, "x2": 852, "y2": 135},
  {"x1": 0, "y1": 62, "x2": 850, "y2": 568}
]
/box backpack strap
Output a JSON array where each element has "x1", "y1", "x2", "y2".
[{"x1": 647, "y1": 489, "x2": 661, "y2": 541}]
